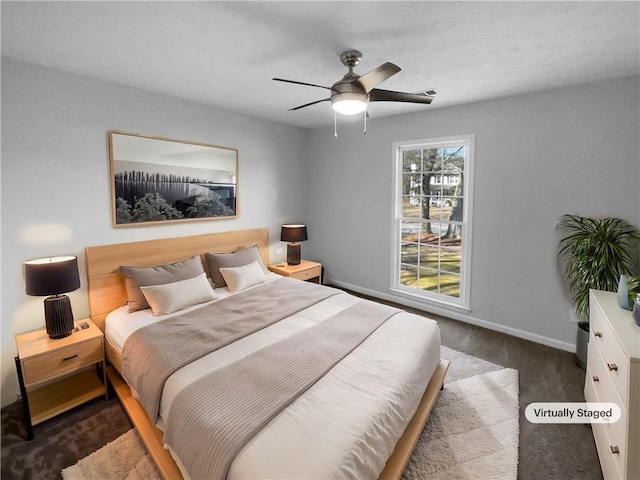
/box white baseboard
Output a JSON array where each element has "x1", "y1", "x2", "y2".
[{"x1": 326, "y1": 277, "x2": 576, "y2": 353}]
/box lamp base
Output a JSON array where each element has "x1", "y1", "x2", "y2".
[
  {"x1": 44, "y1": 295, "x2": 74, "y2": 339},
  {"x1": 287, "y1": 243, "x2": 302, "y2": 265}
]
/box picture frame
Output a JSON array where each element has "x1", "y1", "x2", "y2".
[{"x1": 108, "y1": 131, "x2": 238, "y2": 227}]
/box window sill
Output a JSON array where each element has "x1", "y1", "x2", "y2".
[{"x1": 389, "y1": 287, "x2": 471, "y2": 314}]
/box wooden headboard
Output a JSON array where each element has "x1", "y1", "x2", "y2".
[{"x1": 85, "y1": 228, "x2": 270, "y2": 332}]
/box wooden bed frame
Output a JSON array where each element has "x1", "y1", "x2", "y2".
[{"x1": 85, "y1": 227, "x2": 449, "y2": 480}]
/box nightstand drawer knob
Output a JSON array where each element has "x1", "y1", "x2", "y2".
[
  {"x1": 607, "y1": 363, "x2": 618, "y2": 372},
  {"x1": 594, "y1": 331, "x2": 602, "y2": 338},
  {"x1": 592, "y1": 375, "x2": 599, "y2": 382},
  {"x1": 610, "y1": 445, "x2": 620, "y2": 455},
  {"x1": 62, "y1": 354, "x2": 79, "y2": 362}
]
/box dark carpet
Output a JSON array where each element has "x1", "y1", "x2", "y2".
[{"x1": 1, "y1": 294, "x2": 602, "y2": 480}]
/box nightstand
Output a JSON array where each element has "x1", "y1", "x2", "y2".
[
  {"x1": 269, "y1": 259, "x2": 322, "y2": 284},
  {"x1": 14, "y1": 317, "x2": 107, "y2": 440}
]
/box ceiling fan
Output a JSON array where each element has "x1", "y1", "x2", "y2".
[{"x1": 273, "y1": 50, "x2": 435, "y2": 116}]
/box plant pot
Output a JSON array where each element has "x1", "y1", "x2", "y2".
[{"x1": 576, "y1": 322, "x2": 589, "y2": 370}]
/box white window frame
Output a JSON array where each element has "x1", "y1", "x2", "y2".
[{"x1": 390, "y1": 134, "x2": 475, "y2": 311}]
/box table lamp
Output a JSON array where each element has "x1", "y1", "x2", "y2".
[
  {"x1": 24, "y1": 256, "x2": 80, "y2": 339},
  {"x1": 281, "y1": 224, "x2": 308, "y2": 266}
]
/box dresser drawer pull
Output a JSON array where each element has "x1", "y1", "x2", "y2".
[
  {"x1": 610, "y1": 445, "x2": 620, "y2": 455},
  {"x1": 594, "y1": 331, "x2": 602, "y2": 338},
  {"x1": 607, "y1": 363, "x2": 618, "y2": 372},
  {"x1": 62, "y1": 354, "x2": 79, "y2": 362},
  {"x1": 592, "y1": 375, "x2": 599, "y2": 382}
]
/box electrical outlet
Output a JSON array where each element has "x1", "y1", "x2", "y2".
[{"x1": 275, "y1": 247, "x2": 283, "y2": 255}]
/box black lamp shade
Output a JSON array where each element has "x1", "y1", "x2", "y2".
[
  {"x1": 24, "y1": 256, "x2": 80, "y2": 339},
  {"x1": 25, "y1": 256, "x2": 80, "y2": 296},
  {"x1": 280, "y1": 224, "x2": 308, "y2": 243},
  {"x1": 281, "y1": 225, "x2": 308, "y2": 265}
]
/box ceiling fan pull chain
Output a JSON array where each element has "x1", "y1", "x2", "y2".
[
  {"x1": 363, "y1": 108, "x2": 367, "y2": 135},
  {"x1": 334, "y1": 111, "x2": 338, "y2": 139}
]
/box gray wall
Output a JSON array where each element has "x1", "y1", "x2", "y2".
[
  {"x1": 2, "y1": 57, "x2": 638, "y2": 408},
  {"x1": 305, "y1": 76, "x2": 640, "y2": 349},
  {"x1": 0, "y1": 58, "x2": 308, "y2": 407}
]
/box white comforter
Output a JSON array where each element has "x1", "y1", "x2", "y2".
[{"x1": 105, "y1": 274, "x2": 441, "y2": 479}]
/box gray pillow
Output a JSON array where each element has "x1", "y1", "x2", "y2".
[
  {"x1": 120, "y1": 254, "x2": 205, "y2": 312},
  {"x1": 205, "y1": 245, "x2": 268, "y2": 288}
]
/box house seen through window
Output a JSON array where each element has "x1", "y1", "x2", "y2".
[{"x1": 392, "y1": 135, "x2": 474, "y2": 309}]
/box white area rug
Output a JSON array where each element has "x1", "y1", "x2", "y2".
[
  {"x1": 62, "y1": 349, "x2": 519, "y2": 480},
  {"x1": 402, "y1": 367, "x2": 519, "y2": 480}
]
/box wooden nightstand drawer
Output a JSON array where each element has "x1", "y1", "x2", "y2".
[
  {"x1": 15, "y1": 318, "x2": 107, "y2": 439},
  {"x1": 23, "y1": 337, "x2": 103, "y2": 385},
  {"x1": 269, "y1": 260, "x2": 322, "y2": 284},
  {"x1": 291, "y1": 265, "x2": 321, "y2": 281}
]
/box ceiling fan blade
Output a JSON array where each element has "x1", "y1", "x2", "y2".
[
  {"x1": 273, "y1": 78, "x2": 334, "y2": 91},
  {"x1": 353, "y1": 62, "x2": 401, "y2": 93},
  {"x1": 369, "y1": 88, "x2": 433, "y2": 104},
  {"x1": 289, "y1": 98, "x2": 331, "y2": 111}
]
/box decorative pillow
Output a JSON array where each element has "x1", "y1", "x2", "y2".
[
  {"x1": 205, "y1": 245, "x2": 268, "y2": 288},
  {"x1": 140, "y1": 273, "x2": 217, "y2": 316},
  {"x1": 219, "y1": 261, "x2": 267, "y2": 293},
  {"x1": 120, "y1": 255, "x2": 205, "y2": 312}
]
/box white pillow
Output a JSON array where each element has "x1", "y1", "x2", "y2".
[
  {"x1": 140, "y1": 273, "x2": 218, "y2": 316},
  {"x1": 219, "y1": 260, "x2": 267, "y2": 293}
]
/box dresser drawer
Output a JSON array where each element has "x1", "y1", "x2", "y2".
[
  {"x1": 590, "y1": 304, "x2": 629, "y2": 402},
  {"x1": 587, "y1": 341, "x2": 625, "y2": 408},
  {"x1": 23, "y1": 338, "x2": 103, "y2": 385},
  {"x1": 586, "y1": 343, "x2": 629, "y2": 479},
  {"x1": 591, "y1": 420, "x2": 625, "y2": 480},
  {"x1": 291, "y1": 265, "x2": 321, "y2": 281}
]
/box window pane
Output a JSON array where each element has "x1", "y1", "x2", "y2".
[
  {"x1": 419, "y1": 245, "x2": 439, "y2": 269},
  {"x1": 401, "y1": 221, "x2": 420, "y2": 242},
  {"x1": 403, "y1": 173, "x2": 422, "y2": 195},
  {"x1": 422, "y1": 148, "x2": 438, "y2": 171},
  {"x1": 400, "y1": 264, "x2": 418, "y2": 287},
  {"x1": 419, "y1": 268, "x2": 438, "y2": 292},
  {"x1": 439, "y1": 272, "x2": 460, "y2": 297},
  {"x1": 402, "y1": 196, "x2": 421, "y2": 218},
  {"x1": 440, "y1": 244, "x2": 461, "y2": 273},
  {"x1": 401, "y1": 242, "x2": 419, "y2": 265},
  {"x1": 403, "y1": 150, "x2": 421, "y2": 172}
]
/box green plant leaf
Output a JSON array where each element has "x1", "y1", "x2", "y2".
[{"x1": 557, "y1": 214, "x2": 640, "y2": 321}]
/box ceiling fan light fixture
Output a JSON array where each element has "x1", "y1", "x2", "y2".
[{"x1": 331, "y1": 93, "x2": 368, "y2": 115}]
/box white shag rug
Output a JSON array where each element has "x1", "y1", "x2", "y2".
[
  {"x1": 402, "y1": 367, "x2": 519, "y2": 480},
  {"x1": 61, "y1": 428, "x2": 159, "y2": 480},
  {"x1": 62, "y1": 351, "x2": 519, "y2": 480}
]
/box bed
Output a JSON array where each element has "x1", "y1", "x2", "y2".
[{"x1": 85, "y1": 228, "x2": 449, "y2": 479}]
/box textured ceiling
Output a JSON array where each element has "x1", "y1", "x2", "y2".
[{"x1": 2, "y1": 1, "x2": 639, "y2": 128}]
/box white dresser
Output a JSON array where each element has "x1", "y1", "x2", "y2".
[{"x1": 585, "y1": 290, "x2": 640, "y2": 480}]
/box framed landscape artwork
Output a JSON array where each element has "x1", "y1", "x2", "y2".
[{"x1": 109, "y1": 131, "x2": 238, "y2": 227}]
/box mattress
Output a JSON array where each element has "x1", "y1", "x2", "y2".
[{"x1": 105, "y1": 274, "x2": 441, "y2": 479}]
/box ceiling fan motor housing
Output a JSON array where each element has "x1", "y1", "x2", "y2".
[{"x1": 330, "y1": 80, "x2": 369, "y2": 114}]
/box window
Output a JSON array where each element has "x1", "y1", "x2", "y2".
[{"x1": 392, "y1": 135, "x2": 474, "y2": 309}]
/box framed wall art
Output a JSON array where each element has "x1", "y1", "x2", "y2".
[{"x1": 109, "y1": 131, "x2": 238, "y2": 227}]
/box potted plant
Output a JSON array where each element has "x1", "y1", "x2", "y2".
[{"x1": 557, "y1": 215, "x2": 639, "y2": 368}]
